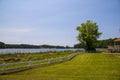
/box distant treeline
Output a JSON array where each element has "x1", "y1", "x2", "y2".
[
  {"x1": 0, "y1": 42, "x2": 70, "y2": 49},
  {"x1": 0, "y1": 38, "x2": 117, "y2": 49},
  {"x1": 74, "y1": 38, "x2": 117, "y2": 48}
]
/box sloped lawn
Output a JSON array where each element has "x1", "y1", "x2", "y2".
[{"x1": 0, "y1": 53, "x2": 120, "y2": 80}]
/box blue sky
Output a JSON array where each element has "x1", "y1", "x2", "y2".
[{"x1": 0, "y1": 0, "x2": 120, "y2": 46}]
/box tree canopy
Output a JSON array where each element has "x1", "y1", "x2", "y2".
[
  {"x1": 74, "y1": 38, "x2": 116, "y2": 48},
  {"x1": 76, "y1": 20, "x2": 102, "y2": 52},
  {"x1": 0, "y1": 42, "x2": 67, "y2": 49},
  {"x1": 0, "y1": 42, "x2": 5, "y2": 48}
]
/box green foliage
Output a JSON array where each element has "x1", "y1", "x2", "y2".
[
  {"x1": 96, "y1": 38, "x2": 116, "y2": 48},
  {"x1": 74, "y1": 38, "x2": 116, "y2": 48},
  {"x1": 4, "y1": 44, "x2": 65, "y2": 48},
  {"x1": 0, "y1": 53, "x2": 120, "y2": 80},
  {"x1": 74, "y1": 43, "x2": 83, "y2": 48},
  {"x1": 0, "y1": 42, "x2": 5, "y2": 48},
  {"x1": 76, "y1": 20, "x2": 102, "y2": 52},
  {"x1": 0, "y1": 42, "x2": 67, "y2": 48}
]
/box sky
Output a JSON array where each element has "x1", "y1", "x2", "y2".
[{"x1": 0, "y1": 0, "x2": 120, "y2": 47}]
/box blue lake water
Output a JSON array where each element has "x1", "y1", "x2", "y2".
[{"x1": 0, "y1": 48, "x2": 84, "y2": 54}]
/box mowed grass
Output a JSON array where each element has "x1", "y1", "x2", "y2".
[{"x1": 0, "y1": 53, "x2": 120, "y2": 80}]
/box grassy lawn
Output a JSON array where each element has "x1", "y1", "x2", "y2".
[{"x1": 0, "y1": 53, "x2": 120, "y2": 80}]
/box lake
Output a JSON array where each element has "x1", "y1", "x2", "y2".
[{"x1": 0, "y1": 48, "x2": 84, "y2": 54}]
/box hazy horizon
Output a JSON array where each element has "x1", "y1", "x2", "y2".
[{"x1": 0, "y1": 0, "x2": 120, "y2": 47}]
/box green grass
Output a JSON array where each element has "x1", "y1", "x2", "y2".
[
  {"x1": 0, "y1": 51, "x2": 78, "y2": 70},
  {"x1": 0, "y1": 53, "x2": 120, "y2": 80},
  {"x1": 0, "y1": 51, "x2": 75, "y2": 63}
]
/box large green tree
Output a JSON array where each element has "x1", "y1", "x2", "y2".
[{"x1": 76, "y1": 20, "x2": 102, "y2": 52}]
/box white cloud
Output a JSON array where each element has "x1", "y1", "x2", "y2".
[{"x1": 0, "y1": 27, "x2": 33, "y2": 33}]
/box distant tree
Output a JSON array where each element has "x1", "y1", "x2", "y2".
[
  {"x1": 0, "y1": 42, "x2": 5, "y2": 48},
  {"x1": 76, "y1": 20, "x2": 102, "y2": 52},
  {"x1": 74, "y1": 38, "x2": 116, "y2": 48},
  {"x1": 65, "y1": 45, "x2": 70, "y2": 48},
  {"x1": 74, "y1": 43, "x2": 83, "y2": 48}
]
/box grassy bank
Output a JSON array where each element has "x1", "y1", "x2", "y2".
[
  {"x1": 0, "y1": 53, "x2": 120, "y2": 80},
  {"x1": 0, "y1": 51, "x2": 78, "y2": 64}
]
